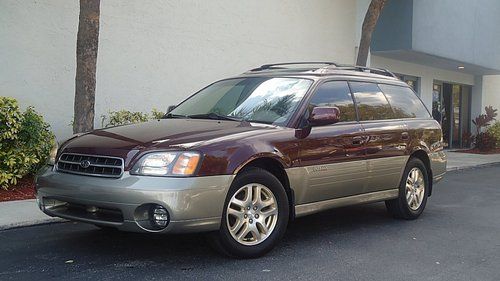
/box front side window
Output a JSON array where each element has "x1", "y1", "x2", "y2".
[
  {"x1": 378, "y1": 84, "x2": 430, "y2": 118},
  {"x1": 350, "y1": 82, "x2": 394, "y2": 121},
  {"x1": 308, "y1": 81, "x2": 357, "y2": 122},
  {"x1": 169, "y1": 77, "x2": 313, "y2": 126}
]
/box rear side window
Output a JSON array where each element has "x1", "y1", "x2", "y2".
[
  {"x1": 349, "y1": 82, "x2": 394, "y2": 121},
  {"x1": 308, "y1": 81, "x2": 357, "y2": 122},
  {"x1": 378, "y1": 84, "x2": 430, "y2": 118}
]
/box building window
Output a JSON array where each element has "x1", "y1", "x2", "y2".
[{"x1": 395, "y1": 74, "x2": 420, "y2": 95}]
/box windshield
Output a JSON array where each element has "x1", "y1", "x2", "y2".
[{"x1": 168, "y1": 77, "x2": 313, "y2": 126}]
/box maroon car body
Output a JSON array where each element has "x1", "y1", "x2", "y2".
[{"x1": 36, "y1": 63, "x2": 447, "y2": 258}]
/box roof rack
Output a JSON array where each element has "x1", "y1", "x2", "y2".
[
  {"x1": 248, "y1": 62, "x2": 398, "y2": 79},
  {"x1": 318, "y1": 65, "x2": 398, "y2": 78},
  {"x1": 250, "y1": 62, "x2": 339, "y2": 71}
]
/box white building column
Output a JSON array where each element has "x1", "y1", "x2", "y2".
[
  {"x1": 419, "y1": 76, "x2": 434, "y2": 110},
  {"x1": 470, "y1": 76, "x2": 483, "y2": 134},
  {"x1": 482, "y1": 75, "x2": 500, "y2": 113}
]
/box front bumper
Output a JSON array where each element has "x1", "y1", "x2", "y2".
[{"x1": 35, "y1": 166, "x2": 234, "y2": 233}]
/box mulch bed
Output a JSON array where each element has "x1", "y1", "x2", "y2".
[
  {"x1": 452, "y1": 148, "x2": 500, "y2": 155},
  {"x1": 0, "y1": 176, "x2": 36, "y2": 202}
]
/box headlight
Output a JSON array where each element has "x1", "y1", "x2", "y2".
[
  {"x1": 48, "y1": 142, "x2": 58, "y2": 165},
  {"x1": 130, "y1": 151, "x2": 201, "y2": 176}
]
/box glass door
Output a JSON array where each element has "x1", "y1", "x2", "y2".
[
  {"x1": 439, "y1": 83, "x2": 472, "y2": 148},
  {"x1": 452, "y1": 85, "x2": 461, "y2": 147}
]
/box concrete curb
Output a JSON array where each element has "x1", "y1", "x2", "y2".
[
  {"x1": 0, "y1": 218, "x2": 67, "y2": 231},
  {"x1": 446, "y1": 162, "x2": 500, "y2": 172}
]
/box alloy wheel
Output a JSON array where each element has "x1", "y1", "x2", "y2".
[
  {"x1": 406, "y1": 167, "x2": 425, "y2": 211},
  {"x1": 226, "y1": 183, "x2": 278, "y2": 246}
]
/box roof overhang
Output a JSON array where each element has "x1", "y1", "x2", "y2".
[{"x1": 372, "y1": 50, "x2": 500, "y2": 76}]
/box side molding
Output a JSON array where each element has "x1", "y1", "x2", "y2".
[{"x1": 295, "y1": 189, "x2": 399, "y2": 218}]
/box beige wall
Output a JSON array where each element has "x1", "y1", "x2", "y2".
[
  {"x1": 1, "y1": 0, "x2": 358, "y2": 140},
  {"x1": 482, "y1": 75, "x2": 500, "y2": 114},
  {"x1": 0, "y1": 0, "x2": 79, "y2": 140}
]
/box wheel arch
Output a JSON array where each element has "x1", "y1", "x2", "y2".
[
  {"x1": 408, "y1": 150, "x2": 433, "y2": 196},
  {"x1": 235, "y1": 157, "x2": 295, "y2": 222}
]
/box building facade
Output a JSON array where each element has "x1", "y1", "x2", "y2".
[
  {"x1": 371, "y1": 0, "x2": 500, "y2": 148},
  {"x1": 1, "y1": 0, "x2": 499, "y2": 147}
]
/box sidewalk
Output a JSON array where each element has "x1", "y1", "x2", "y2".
[
  {"x1": 446, "y1": 151, "x2": 500, "y2": 171},
  {"x1": 1, "y1": 151, "x2": 499, "y2": 231},
  {"x1": 0, "y1": 199, "x2": 64, "y2": 230}
]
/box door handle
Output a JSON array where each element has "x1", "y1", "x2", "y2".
[{"x1": 401, "y1": 132, "x2": 409, "y2": 140}]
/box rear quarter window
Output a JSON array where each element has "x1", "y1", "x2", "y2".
[
  {"x1": 349, "y1": 82, "x2": 394, "y2": 121},
  {"x1": 378, "y1": 84, "x2": 430, "y2": 119}
]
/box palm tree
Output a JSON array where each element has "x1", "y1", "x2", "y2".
[
  {"x1": 73, "y1": 0, "x2": 100, "y2": 134},
  {"x1": 356, "y1": 0, "x2": 387, "y2": 67}
]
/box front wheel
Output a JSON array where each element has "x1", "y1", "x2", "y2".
[
  {"x1": 385, "y1": 158, "x2": 429, "y2": 220},
  {"x1": 209, "y1": 168, "x2": 289, "y2": 258}
]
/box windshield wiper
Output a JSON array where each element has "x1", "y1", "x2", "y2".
[
  {"x1": 242, "y1": 119, "x2": 274, "y2": 125},
  {"x1": 187, "y1": 113, "x2": 241, "y2": 122},
  {"x1": 164, "y1": 113, "x2": 189, "y2": 119}
]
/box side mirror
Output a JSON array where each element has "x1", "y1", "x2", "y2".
[
  {"x1": 309, "y1": 106, "x2": 340, "y2": 126},
  {"x1": 166, "y1": 105, "x2": 177, "y2": 113}
]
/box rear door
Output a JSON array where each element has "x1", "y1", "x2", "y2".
[
  {"x1": 349, "y1": 81, "x2": 408, "y2": 193},
  {"x1": 298, "y1": 80, "x2": 367, "y2": 203}
]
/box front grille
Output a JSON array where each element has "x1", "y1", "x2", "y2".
[{"x1": 56, "y1": 153, "x2": 124, "y2": 178}]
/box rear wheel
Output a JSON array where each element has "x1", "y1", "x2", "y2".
[
  {"x1": 209, "y1": 168, "x2": 289, "y2": 258},
  {"x1": 385, "y1": 158, "x2": 429, "y2": 220}
]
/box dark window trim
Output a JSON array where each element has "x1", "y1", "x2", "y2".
[
  {"x1": 377, "y1": 82, "x2": 432, "y2": 118},
  {"x1": 348, "y1": 81, "x2": 395, "y2": 121}
]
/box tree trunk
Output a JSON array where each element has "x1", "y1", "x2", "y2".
[
  {"x1": 356, "y1": 0, "x2": 387, "y2": 67},
  {"x1": 73, "y1": 0, "x2": 100, "y2": 134}
]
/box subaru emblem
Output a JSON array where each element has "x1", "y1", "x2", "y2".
[{"x1": 80, "y1": 160, "x2": 91, "y2": 169}]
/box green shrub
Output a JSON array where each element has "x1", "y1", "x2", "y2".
[
  {"x1": 101, "y1": 110, "x2": 149, "y2": 128},
  {"x1": 0, "y1": 97, "x2": 22, "y2": 141},
  {"x1": 486, "y1": 121, "x2": 500, "y2": 148},
  {"x1": 101, "y1": 109, "x2": 166, "y2": 128},
  {"x1": 475, "y1": 132, "x2": 496, "y2": 152},
  {"x1": 150, "y1": 108, "x2": 166, "y2": 119},
  {"x1": 19, "y1": 107, "x2": 56, "y2": 174},
  {"x1": 0, "y1": 97, "x2": 55, "y2": 189}
]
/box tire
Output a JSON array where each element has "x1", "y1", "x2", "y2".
[
  {"x1": 385, "y1": 157, "x2": 429, "y2": 220},
  {"x1": 209, "y1": 168, "x2": 289, "y2": 258}
]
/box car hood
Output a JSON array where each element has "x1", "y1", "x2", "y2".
[{"x1": 61, "y1": 119, "x2": 279, "y2": 164}]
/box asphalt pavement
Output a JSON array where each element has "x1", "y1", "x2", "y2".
[{"x1": 0, "y1": 165, "x2": 499, "y2": 281}]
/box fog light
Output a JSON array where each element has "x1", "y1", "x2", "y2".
[{"x1": 150, "y1": 205, "x2": 169, "y2": 228}]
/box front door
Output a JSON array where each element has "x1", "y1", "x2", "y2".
[{"x1": 298, "y1": 80, "x2": 366, "y2": 203}]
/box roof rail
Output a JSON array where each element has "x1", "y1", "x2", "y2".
[
  {"x1": 250, "y1": 62, "x2": 339, "y2": 71},
  {"x1": 248, "y1": 62, "x2": 398, "y2": 79},
  {"x1": 317, "y1": 65, "x2": 398, "y2": 78}
]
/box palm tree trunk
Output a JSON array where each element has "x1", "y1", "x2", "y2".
[
  {"x1": 356, "y1": 0, "x2": 387, "y2": 67},
  {"x1": 73, "y1": 0, "x2": 100, "y2": 134}
]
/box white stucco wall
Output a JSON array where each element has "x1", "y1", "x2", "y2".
[
  {"x1": 0, "y1": 0, "x2": 79, "y2": 140},
  {"x1": 371, "y1": 55, "x2": 475, "y2": 110},
  {"x1": 482, "y1": 75, "x2": 500, "y2": 113},
  {"x1": 94, "y1": 0, "x2": 358, "y2": 130},
  {"x1": 1, "y1": 0, "x2": 358, "y2": 140}
]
